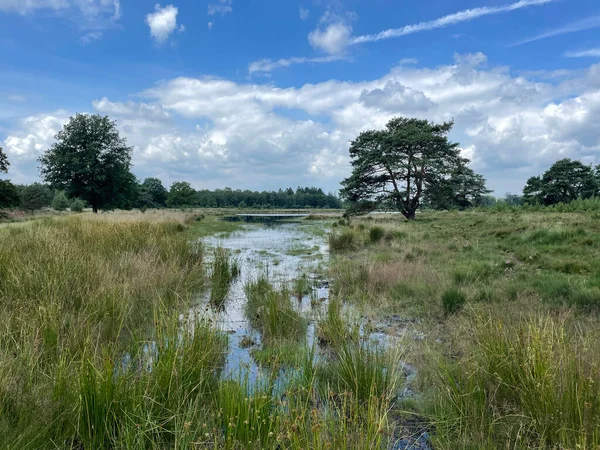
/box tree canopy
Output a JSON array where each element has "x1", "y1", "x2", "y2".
[
  {"x1": 340, "y1": 117, "x2": 485, "y2": 219},
  {"x1": 425, "y1": 163, "x2": 490, "y2": 209},
  {"x1": 39, "y1": 114, "x2": 137, "y2": 213},
  {"x1": 523, "y1": 158, "x2": 598, "y2": 205},
  {"x1": 0, "y1": 147, "x2": 8, "y2": 174}
]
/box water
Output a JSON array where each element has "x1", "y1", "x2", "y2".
[{"x1": 198, "y1": 221, "x2": 329, "y2": 384}]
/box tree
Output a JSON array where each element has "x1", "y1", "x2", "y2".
[
  {"x1": 20, "y1": 183, "x2": 53, "y2": 211},
  {"x1": 52, "y1": 191, "x2": 70, "y2": 211},
  {"x1": 425, "y1": 163, "x2": 490, "y2": 209},
  {"x1": 141, "y1": 177, "x2": 168, "y2": 207},
  {"x1": 39, "y1": 114, "x2": 137, "y2": 213},
  {"x1": 0, "y1": 147, "x2": 8, "y2": 174},
  {"x1": 340, "y1": 117, "x2": 466, "y2": 220},
  {"x1": 167, "y1": 182, "x2": 197, "y2": 208},
  {"x1": 0, "y1": 147, "x2": 20, "y2": 209},
  {"x1": 523, "y1": 158, "x2": 598, "y2": 205}
]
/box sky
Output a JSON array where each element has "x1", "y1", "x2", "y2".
[{"x1": 1, "y1": 0, "x2": 600, "y2": 196}]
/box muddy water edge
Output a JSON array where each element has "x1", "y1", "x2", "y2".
[{"x1": 194, "y1": 218, "x2": 431, "y2": 449}]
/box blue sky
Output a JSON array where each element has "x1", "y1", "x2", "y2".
[{"x1": 1, "y1": 0, "x2": 600, "y2": 195}]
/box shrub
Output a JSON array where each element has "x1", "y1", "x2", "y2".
[
  {"x1": 442, "y1": 288, "x2": 466, "y2": 314},
  {"x1": 368, "y1": 226, "x2": 385, "y2": 243},
  {"x1": 51, "y1": 191, "x2": 69, "y2": 211},
  {"x1": 70, "y1": 198, "x2": 85, "y2": 212}
]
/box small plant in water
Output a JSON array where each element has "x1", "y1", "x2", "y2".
[{"x1": 210, "y1": 246, "x2": 234, "y2": 307}]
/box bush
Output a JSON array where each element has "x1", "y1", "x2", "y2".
[
  {"x1": 20, "y1": 183, "x2": 53, "y2": 211},
  {"x1": 442, "y1": 288, "x2": 466, "y2": 314},
  {"x1": 368, "y1": 226, "x2": 385, "y2": 243},
  {"x1": 52, "y1": 191, "x2": 70, "y2": 211},
  {"x1": 70, "y1": 198, "x2": 85, "y2": 212}
]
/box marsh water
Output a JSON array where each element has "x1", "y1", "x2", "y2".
[{"x1": 199, "y1": 220, "x2": 330, "y2": 383}]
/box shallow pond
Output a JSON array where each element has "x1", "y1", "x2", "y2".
[{"x1": 199, "y1": 221, "x2": 330, "y2": 383}]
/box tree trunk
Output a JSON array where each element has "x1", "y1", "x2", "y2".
[
  {"x1": 92, "y1": 204, "x2": 98, "y2": 214},
  {"x1": 401, "y1": 209, "x2": 416, "y2": 220}
]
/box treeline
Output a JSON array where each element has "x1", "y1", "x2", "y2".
[
  {"x1": 0, "y1": 179, "x2": 342, "y2": 212},
  {"x1": 144, "y1": 181, "x2": 341, "y2": 209}
]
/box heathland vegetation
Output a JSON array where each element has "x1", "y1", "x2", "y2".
[{"x1": 1, "y1": 114, "x2": 600, "y2": 449}]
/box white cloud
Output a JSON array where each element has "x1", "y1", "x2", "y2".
[
  {"x1": 5, "y1": 56, "x2": 600, "y2": 195},
  {"x1": 565, "y1": 48, "x2": 600, "y2": 58},
  {"x1": 145, "y1": 4, "x2": 182, "y2": 44},
  {"x1": 249, "y1": 55, "x2": 346, "y2": 75},
  {"x1": 208, "y1": 0, "x2": 232, "y2": 16},
  {"x1": 308, "y1": 21, "x2": 353, "y2": 54},
  {"x1": 0, "y1": 0, "x2": 120, "y2": 29},
  {"x1": 256, "y1": 0, "x2": 554, "y2": 72},
  {"x1": 300, "y1": 6, "x2": 309, "y2": 20},
  {"x1": 78, "y1": 31, "x2": 103, "y2": 45},
  {"x1": 352, "y1": 0, "x2": 555, "y2": 45},
  {"x1": 514, "y1": 15, "x2": 600, "y2": 46}
]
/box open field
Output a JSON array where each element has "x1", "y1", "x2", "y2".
[
  {"x1": 330, "y1": 209, "x2": 600, "y2": 449},
  {"x1": 1, "y1": 209, "x2": 598, "y2": 449}
]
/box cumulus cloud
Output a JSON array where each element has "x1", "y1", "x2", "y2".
[
  {"x1": 5, "y1": 56, "x2": 600, "y2": 194},
  {"x1": 145, "y1": 4, "x2": 183, "y2": 44},
  {"x1": 308, "y1": 21, "x2": 353, "y2": 55}
]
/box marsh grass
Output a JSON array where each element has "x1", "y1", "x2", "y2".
[
  {"x1": 210, "y1": 246, "x2": 237, "y2": 307},
  {"x1": 430, "y1": 314, "x2": 600, "y2": 449},
  {"x1": 316, "y1": 298, "x2": 359, "y2": 347},
  {"x1": 244, "y1": 276, "x2": 307, "y2": 342}
]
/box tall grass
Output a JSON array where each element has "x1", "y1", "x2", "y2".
[
  {"x1": 210, "y1": 246, "x2": 237, "y2": 307},
  {"x1": 0, "y1": 216, "x2": 214, "y2": 448},
  {"x1": 430, "y1": 314, "x2": 600, "y2": 448}
]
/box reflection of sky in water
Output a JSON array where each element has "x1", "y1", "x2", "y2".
[{"x1": 197, "y1": 222, "x2": 330, "y2": 385}]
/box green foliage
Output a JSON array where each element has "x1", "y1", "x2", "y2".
[
  {"x1": 340, "y1": 116, "x2": 481, "y2": 220},
  {"x1": 140, "y1": 177, "x2": 168, "y2": 208},
  {"x1": 19, "y1": 182, "x2": 53, "y2": 211},
  {"x1": 51, "y1": 190, "x2": 70, "y2": 211},
  {"x1": 0, "y1": 179, "x2": 20, "y2": 208},
  {"x1": 425, "y1": 163, "x2": 491, "y2": 209},
  {"x1": 166, "y1": 181, "x2": 197, "y2": 208},
  {"x1": 0, "y1": 146, "x2": 8, "y2": 173},
  {"x1": 523, "y1": 158, "x2": 599, "y2": 205},
  {"x1": 70, "y1": 198, "x2": 86, "y2": 212},
  {"x1": 39, "y1": 113, "x2": 137, "y2": 213},
  {"x1": 442, "y1": 288, "x2": 466, "y2": 314}
]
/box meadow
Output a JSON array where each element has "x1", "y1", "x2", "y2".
[
  {"x1": 1, "y1": 207, "x2": 598, "y2": 449},
  {"x1": 330, "y1": 208, "x2": 600, "y2": 449}
]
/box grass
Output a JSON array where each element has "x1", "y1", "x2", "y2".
[
  {"x1": 327, "y1": 209, "x2": 600, "y2": 448},
  {"x1": 210, "y1": 246, "x2": 237, "y2": 307}
]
